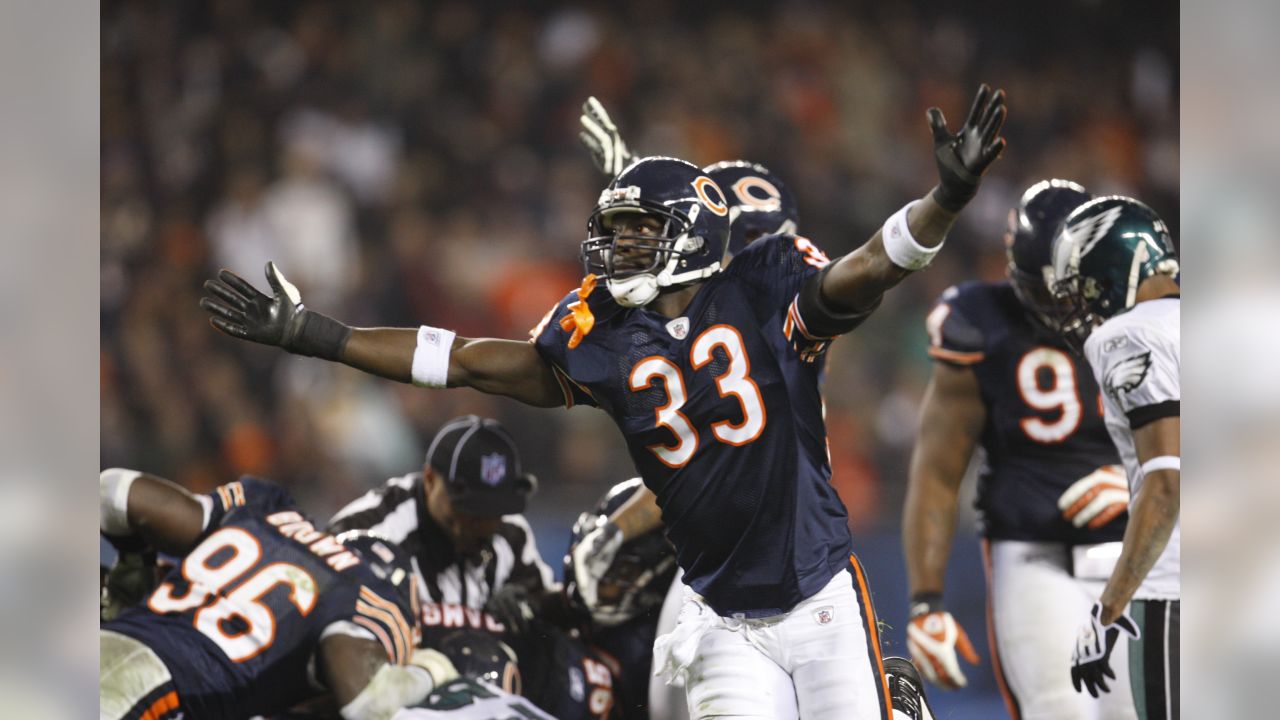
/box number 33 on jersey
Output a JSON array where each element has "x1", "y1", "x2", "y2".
[{"x1": 532, "y1": 233, "x2": 855, "y2": 617}]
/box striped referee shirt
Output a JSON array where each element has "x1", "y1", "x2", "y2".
[{"x1": 327, "y1": 472, "x2": 555, "y2": 610}]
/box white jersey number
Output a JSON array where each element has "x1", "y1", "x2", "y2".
[
  {"x1": 1016, "y1": 347, "x2": 1083, "y2": 443},
  {"x1": 629, "y1": 325, "x2": 768, "y2": 467},
  {"x1": 148, "y1": 527, "x2": 318, "y2": 662}
]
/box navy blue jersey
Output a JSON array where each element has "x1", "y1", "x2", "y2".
[
  {"x1": 512, "y1": 620, "x2": 620, "y2": 720},
  {"x1": 588, "y1": 612, "x2": 660, "y2": 720},
  {"x1": 926, "y1": 282, "x2": 1125, "y2": 543},
  {"x1": 533, "y1": 234, "x2": 852, "y2": 616},
  {"x1": 104, "y1": 477, "x2": 416, "y2": 719}
]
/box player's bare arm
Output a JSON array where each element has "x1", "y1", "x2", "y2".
[
  {"x1": 100, "y1": 469, "x2": 207, "y2": 556},
  {"x1": 317, "y1": 633, "x2": 458, "y2": 720},
  {"x1": 609, "y1": 483, "x2": 663, "y2": 540},
  {"x1": 200, "y1": 263, "x2": 565, "y2": 408},
  {"x1": 819, "y1": 84, "x2": 1007, "y2": 314},
  {"x1": 903, "y1": 363, "x2": 986, "y2": 599},
  {"x1": 901, "y1": 362, "x2": 985, "y2": 688},
  {"x1": 1097, "y1": 415, "x2": 1180, "y2": 625}
]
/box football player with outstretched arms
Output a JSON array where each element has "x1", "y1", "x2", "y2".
[
  {"x1": 577, "y1": 96, "x2": 805, "y2": 720},
  {"x1": 98, "y1": 470, "x2": 460, "y2": 720},
  {"x1": 901, "y1": 180, "x2": 1137, "y2": 720},
  {"x1": 1050, "y1": 197, "x2": 1180, "y2": 719},
  {"x1": 200, "y1": 84, "x2": 1007, "y2": 719}
]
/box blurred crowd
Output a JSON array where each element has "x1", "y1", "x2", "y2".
[{"x1": 100, "y1": 0, "x2": 1177, "y2": 535}]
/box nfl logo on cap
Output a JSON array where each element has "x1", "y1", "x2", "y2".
[{"x1": 480, "y1": 453, "x2": 507, "y2": 487}]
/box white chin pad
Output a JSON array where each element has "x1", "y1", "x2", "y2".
[{"x1": 608, "y1": 274, "x2": 660, "y2": 307}]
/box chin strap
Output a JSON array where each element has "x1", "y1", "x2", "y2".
[{"x1": 560, "y1": 274, "x2": 598, "y2": 349}]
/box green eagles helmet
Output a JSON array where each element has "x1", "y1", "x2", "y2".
[{"x1": 1050, "y1": 196, "x2": 1179, "y2": 352}]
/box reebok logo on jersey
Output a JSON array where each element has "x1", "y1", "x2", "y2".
[
  {"x1": 1102, "y1": 335, "x2": 1129, "y2": 353},
  {"x1": 1105, "y1": 351, "x2": 1152, "y2": 398},
  {"x1": 666, "y1": 317, "x2": 689, "y2": 339},
  {"x1": 814, "y1": 606, "x2": 834, "y2": 625}
]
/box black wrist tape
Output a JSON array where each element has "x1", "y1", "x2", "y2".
[
  {"x1": 930, "y1": 184, "x2": 973, "y2": 214},
  {"x1": 292, "y1": 310, "x2": 353, "y2": 360},
  {"x1": 909, "y1": 591, "x2": 945, "y2": 618}
]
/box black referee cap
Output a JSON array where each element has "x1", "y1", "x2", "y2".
[{"x1": 425, "y1": 416, "x2": 536, "y2": 517}]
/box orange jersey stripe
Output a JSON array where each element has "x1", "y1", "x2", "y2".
[
  {"x1": 356, "y1": 600, "x2": 408, "y2": 663},
  {"x1": 138, "y1": 690, "x2": 180, "y2": 720},
  {"x1": 980, "y1": 540, "x2": 1022, "y2": 720},
  {"x1": 849, "y1": 555, "x2": 891, "y2": 717},
  {"x1": 927, "y1": 346, "x2": 985, "y2": 364},
  {"x1": 353, "y1": 615, "x2": 401, "y2": 664},
  {"x1": 359, "y1": 587, "x2": 414, "y2": 649}
]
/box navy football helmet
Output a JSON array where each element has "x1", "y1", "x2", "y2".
[
  {"x1": 564, "y1": 479, "x2": 677, "y2": 627},
  {"x1": 336, "y1": 530, "x2": 422, "y2": 639},
  {"x1": 704, "y1": 160, "x2": 799, "y2": 255},
  {"x1": 583, "y1": 157, "x2": 732, "y2": 307},
  {"x1": 1005, "y1": 179, "x2": 1093, "y2": 329},
  {"x1": 1050, "y1": 196, "x2": 1179, "y2": 352}
]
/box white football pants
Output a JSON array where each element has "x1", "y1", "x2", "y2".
[
  {"x1": 648, "y1": 571, "x2": 691, "y2": 720},
  {"x1": 983, "y1": 539, "x2": 1137, "y2": 720},
  {"x1": 655, "y1": 559, "x2": 890, "y2": 720}
]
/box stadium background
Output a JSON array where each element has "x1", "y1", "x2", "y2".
[{"x1": 100, "y1": 1, "x2": 1177, "y2": 717}]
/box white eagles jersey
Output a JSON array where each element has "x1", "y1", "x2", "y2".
[
  {"x1": 1083, "y1": 296, "x2": 1180, "y2": 600},
  {"x1": 391, "y1": 678, "x2": 555, "y2": 719}
]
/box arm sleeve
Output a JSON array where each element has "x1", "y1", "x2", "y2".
[
  {"x1": 530, "y1": 292, "x2": 600, "y2": 409},
  {"x1": 348, "y1": 583, "x2": 418, "y2": 666},
  {"x1": 924, "y1": 286, "x2": 987, "y2": 366},
  {"x1": 198, "y1": 476, "x2": 296, "y2": 533},
  {"x1": 730, "y1": 234, "x2": 844, "y2": 362},
  {"x1": 1087, "y1": 327, "x2": 1180, "y2": 429}
]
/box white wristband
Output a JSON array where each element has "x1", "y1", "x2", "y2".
[
  {"x1": 882, "y1": 200, "x2": 942, "y2": 270},
  {"x1": 100, "y1": 468, "x2": 142, "y2": 536},
  {"x1": 1141, "y1": 456, "x2": 1180, "y2": 475},
  {"x1": 411, "y1": 325, "x2": 456, "y2": 389}
]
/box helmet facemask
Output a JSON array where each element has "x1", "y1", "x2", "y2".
[{"x1": 583, "y1": 201, "x2": 718, "y2": 307}]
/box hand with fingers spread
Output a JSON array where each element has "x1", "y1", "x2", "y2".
[
  {"x1": 579, "y1": 96, "x2": 634, "y2": 177},
  {"x1": 928, "y1": 84, "x2": 1008, "y2": 212},
  {"x1": 906, "y1": 594, "x2": 981, "y2": 689},
  {"x1": 200, "y1": 262, "x2": 352, "y2": 360}
]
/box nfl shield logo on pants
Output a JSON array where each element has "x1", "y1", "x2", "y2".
[
  {"x1": 814, "y1": 606, "x2": 834, "y2": 625},
  {"x1": 480, "y1": 453, "x2": 507, "y2": 486}
]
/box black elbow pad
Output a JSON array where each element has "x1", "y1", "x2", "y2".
[{"x1": 794, "y1": 266, "x2": 881, "y2": 338}]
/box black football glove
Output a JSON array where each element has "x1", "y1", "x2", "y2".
[
  {"x1": 200, "y1": 262, "x2": 351, "y2": 360},
  {"x1": 485, "y1": 584, "x2": 537, "y2": 636},
  {"x1": 927, "y1": 84, "x2": 1008, "y2": 212},
  {"x1": 1071, "y1": 601, "x2": 1140, "y2": 697}
]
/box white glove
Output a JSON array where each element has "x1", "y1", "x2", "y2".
[
  {"x1": 1071, "y1": 601, "x2": 1139, "y2": 697},
  {"x1": 906, "y1": 600, "x2": 980, "y2": 689},
  {"x1": 579, "y1": 97, "x2": 634, "y2": 177},
  {"x1": 571, "y1": 518, "x2": 624, "y2": 608},
  {"x1": 410, "y1": 647, "x2": 459, "y2": 688},
  {"x1": 1058, "y1": 465, "x2": 1129, "y2": 529}
]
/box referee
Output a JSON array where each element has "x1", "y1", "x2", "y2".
[{"x1": 328, "y1": 415, "x2": 555, "y2": 620}]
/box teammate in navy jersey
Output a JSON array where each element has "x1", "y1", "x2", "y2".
[
  {"x1": 902, "y1": 180, "x2": 1136, "y2": 720},
  {"x1": 200, "y1": 83, "x2": 1007, "y2": 719},
  {"x1": 99, "y1": 470, "x2": 460, "y2": 720}
]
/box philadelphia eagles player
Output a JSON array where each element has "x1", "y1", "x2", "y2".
[{"x1": 1050, "y1": 196, "x2": 1180, "y2": 720}]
